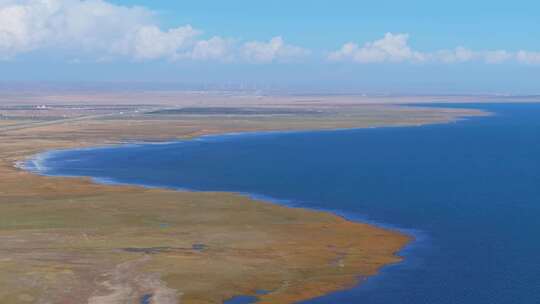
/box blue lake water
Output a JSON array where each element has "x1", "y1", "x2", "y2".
[{"x1": 29, "y1": 104, "x2": 540, "y2": 303}]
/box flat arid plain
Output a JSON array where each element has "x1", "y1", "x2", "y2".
[{"x1": 0, "y1": 91, "x2": 491, "y2": 304}]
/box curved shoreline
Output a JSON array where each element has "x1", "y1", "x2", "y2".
[
  {"x1": 21, "y1": 132, "x2": 421, "y2": 244},
  {"x1": 0, "y1": 104, "x2": 488, "y2": 304},
  {"x1": 18, "y1": 126, "x2": 431, "y2": 263},
  {"x1": 21, "y1": 129, "x2": 421, "y2": 237},
  {"x1": 12, "y1": 131, "x2": 413, "y2": 304}
]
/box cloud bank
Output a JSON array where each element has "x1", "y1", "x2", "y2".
[
  {"x1": 328, "y1": 33, "x2": 425, "y2": 63},
  {"x1": 0, "y1": 0, "x2": 307, "y2": 62},
  {"x1": 329, "y1": 33, "x2": 540, "y2": 65},
  {"x1": 1, "y1": 1, "x2": 539, "y2": 66}
]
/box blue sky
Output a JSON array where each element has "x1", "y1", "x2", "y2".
[
  {"x1": 1, "y1": 0, "x2": 539, "y2": 94},
  {"x1": 111, "y1": 0, "x2": 540, "y2": 50}
]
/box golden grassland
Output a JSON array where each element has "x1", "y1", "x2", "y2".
[{"x1": 0, "y1": 103, "x2": 487, "y2": 303}]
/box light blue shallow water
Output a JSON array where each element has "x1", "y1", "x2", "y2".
[{"x1": 28, "y1": 104, "x2": 540, "y2": 304}]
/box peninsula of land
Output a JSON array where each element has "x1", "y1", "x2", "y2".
[{"x1": 0, "y1": 91, "x2": 488, "y2": 304}]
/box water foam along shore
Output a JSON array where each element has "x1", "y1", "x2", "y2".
[
  {"x1": 17, "y1": 131, "x2": 278, "y2": 174},
  {"x1": 16, "y1": 150, "x2": 53, "y2": 173}
]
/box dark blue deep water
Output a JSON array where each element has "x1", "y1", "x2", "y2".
[{"x1": 30, "y1": 104, "x2": 540, "y2": 304}]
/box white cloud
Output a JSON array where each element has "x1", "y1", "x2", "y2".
[
  {"x1": 0, "y1": 0, "x2": 306, "y2": 63},
  {"x1": 516, "y1": 50, "x2": 540, "y2": 65},
  {"x1": 189, "y1": 37, "x2": 235, "y2": 61},
  {"x1": 0, "y1": 0, "x2": 157, "y2": 58},
  {"x1": 242, "y1": 36, "x2": 309, "y2": 63},
  {"x1": 435, "y1": 47, "x2": 476, "y2": 63},
  {"x1": 330, "y1": 33, "x2": 540, "y2": 66},
  {"x1": 329, "y1": 33, "x2": 424, "y2": 63},
  {"x1": 483, "y1": 50, "x2": 513, "y2": 64},
  {"x1": 115, "y1": 25, "x2": 200, "y2": 60},
  {"x1": 1, "y1": 2, "x2": 537, "y2": 67}
]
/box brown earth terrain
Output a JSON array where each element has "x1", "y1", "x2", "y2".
[{"x1": 0, "y1": 93, "x2": 488, "y2": 304}]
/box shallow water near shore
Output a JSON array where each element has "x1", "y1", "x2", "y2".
[{"x1": 29, "y1": 104, "x2": 540, "y2": 303}]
